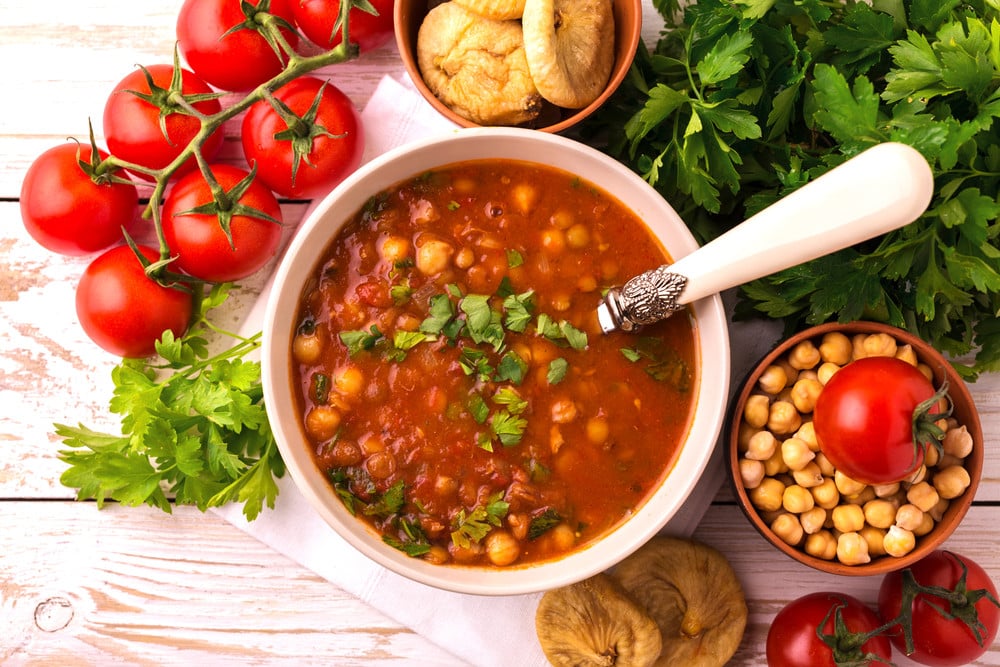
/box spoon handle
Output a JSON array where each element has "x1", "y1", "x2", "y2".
[{"x1": 598, "y1": 142, "x2": 935, "y2": 334}]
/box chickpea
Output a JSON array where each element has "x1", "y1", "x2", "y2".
[
  {"x1": 799, "y1": 506, "x2": 827, "y2": 535},
  {"x1": 771, "y1": 513, "x2": 804, "y2": 546},
  {"x1": 577, "y1": 275, "x2": 598, "y2": 293},
  {"x1": 883, "y1": 525, "x2": 916, "y2": 558},
  {"x1": 758, "y1": 364, "x2": 789, "y2": 394},
  {"x1": 863, "y1": 499, "x2": 897, "y2": 529},
  {"x1": 790, "y1": 378, "x2": 824, "y2": 414},
  {"x1": 415, "y1": 237, "x2": 454, "y2": 275},
  {"x1": 895, "y1": 344, "x2": 919, "y2": 367},
  {"x1": 586, "y1": 416, "x2": 610, "y2": 445},
  {"x1": 907, "y1": 481, "x2": 940, "y2": 512},
  {"x1": 767, "y1": 400, "x2": 802, "y2": 435},
  {"x1": 750, "y1": 477, "x2": 786, "y2": 513},
  {"x1": 292, "y1": 331, "x2": 323, "y2": 364},
  {"x1": 813, "y1": 452, "x2": 836, "y2": 477},
  {"x1": 792, "y1": 462, "x2": 825, "y2": 489},
  {"x1": 334, "y1": 365, "x2": 365, "y2": 397},
  {"x1": 837, "y1": 531, "x2": 871, "y2": 565},
  {"x1": 816, "y1": 362, "x2": 841, "y2": 385},
  {"x1": 795, "y1": 421, "x2": 819, "y2": 452},
  {"x1": 860, "y1": 526, "x2": 888, "y2": 558},
  {"x1": 565, "y1": 223, "x2": 591, "y2": 249},
  {"x1": 365, "y1": 450, "x2": 396, "y2": 479},
  {"x1": 775, "y1": 358, "x2": 799, "y2": 386},
  {"x1": 933, "y1": 465, "x2": 971, "y2": 500},
  {"x1": 928, "y1": 497, "x2": 950, "y2": 522},
  {"x1": 550, "y1": 209, "x2": 574, "y2": 229},
  {"x1": 805, "y1": 530, "x2": 838, "y2": 560},
  {"x1": 872, "y1": 482, "x2": 901, "y2": 498},
  {"x1": 379, "y1": 235, "x2": 411, "y2": 263},
  {"x1": 861, "y1": 332, "x2": 897, "y2": 358},
  {"x1": 550, "y1": 398, "x2": 578, "y2": 424},
  {"x1": 894, "y1": 503, "x2": 925, "y2": 532},
  {"x1": 743, "y1": 394, "x2": 771, "y2": 429},
  {"x1": 305, "y1": 406, "x2": 342, "y2": 441},
  {"x1": 783, "y1": 485, "x2": 815, "y2": 514},
  {"x1": 811, "y1": 477, "x2": 841, "y2": 509},
  {"x1": 942, "y1": 425, "x2": 974, "y2": 458},
  {"x1": 923, "y1": 441, "x2": 941, "y2": 468},
  {"x1": 818, "y1": 332, "x2": 852, "y2": 365},
  {"x1": 781, "y1": 437, "x2": 815, "y2": 471},
  {"x1": 423, "y1": 545, "x2": 450, "y2": 565},
  {"x1": 454, "y1": 246, "x2": 475, "y2": 269},
  {"x1": 540, "y1": 228, "x2": 566, "y2": 254},
  {"x1": 844, "y1": 486, "x2": 876, "y2": 506},
  {"x1": 746, "y1": 430, "x2": 779, "y2": 461},
  {"x1": 511, "y1": 183, "x2": 539, "y2": 213},
  {"x1": 831, "y1": 504, "x2": 865, "y2": 533},
  {"x1": 834, "y1": 470, "x2": 867, "y2": 497},
  {"x1": 913, "y1": 511, "x2": 936, "y2": 537},
  {"x1": 549, "y1": 523, "x2": 577, "y2": 552},
  {"x1": 739, "y1": 458, "x2": 766, "y2": 489},
  {"x1": 485, "y1": 530, "x2": 521, "y2": 566},
  {"x1": 788, "y1": 340, "x2": 821, "y2": 370},
  {"x1": 763, "y1": 448, "x2": 789, "y2": 477}
]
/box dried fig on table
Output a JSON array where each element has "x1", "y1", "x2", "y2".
[
  {"x1": 611, "y1": 536, "x2": 747, "y2": 667},
  {"x1": 535, "y1": 573, "x2": 662, "y2": 667},
  {"x1": 416, "y1": 1, "x2": 543, "y2": 125},
  {"x1": 521, "y1": 0, "x2": 615, "y2": 108}
]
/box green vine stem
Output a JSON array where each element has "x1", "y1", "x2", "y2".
[{"x1": 92, "y1": 0, "x2": 363, "y2": 284}]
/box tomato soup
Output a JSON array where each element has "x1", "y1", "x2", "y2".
[{"x1": 289, "y1": 159, "x2": 697, "y2": 568}]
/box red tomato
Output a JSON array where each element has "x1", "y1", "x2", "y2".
[
  {"x1": 813, "y1": 356, "x2": 941, "y2": 485},
  {"x1": 878, "y1": 550, "x2": 1000, "y2": 666},
  {"x1": 20, "y1": 143, "x2": 138, "y2": 256},
  {"x1": 291, "y1": 0, "x2": 395, "y2": 53},
  {"x1": 240, "y1": 76, "x2": 364, "y2": 198},
  {"x1": 176, "y1": 0, "x2": 298, "y2": 92},
  {"x1": 766, "y1": 592, "x2": 893, "y2": 667},
  {"x1": 76, "y1": 245, "x2": 194, "y2": 358},
  {"x1": 161, "y1": 164, "x2": 284, "y2": 281},
  {"x1": 103, "y1": 64, "x2": 224, "y2": 180}
]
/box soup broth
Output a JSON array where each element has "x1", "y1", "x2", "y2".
[{"x1": 290, "y1": 159, "x2": 698, "y2": 568}]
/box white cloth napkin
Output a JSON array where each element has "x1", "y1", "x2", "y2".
[{"x1": 215, "y1": 74, "x2": 776, "y2": 667}]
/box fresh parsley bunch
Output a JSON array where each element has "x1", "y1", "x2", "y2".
[
  {"x1": 56, "y1": 284, "x2": 284, "y2": 521},
  {"x1": 584, "y1": 0, "x2": 1000, "y2": 377}
]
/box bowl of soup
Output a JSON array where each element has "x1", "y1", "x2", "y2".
[{"x1": 261, "y1": 127, "x2": 730, "y2": 595}]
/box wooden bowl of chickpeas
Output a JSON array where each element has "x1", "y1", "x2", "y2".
[{"x1": 727, "y1": 321, "x2": 983, "y2": 576}]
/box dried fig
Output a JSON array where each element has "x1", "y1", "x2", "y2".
[
  {"x1": 521, "y1": 0, "x2": 615, "y2": 108},
  {"x1": 611, "y1": 536, "x2": 747, "y2": 667},
  {"x1": 416, "y1": 1, "x2": 543, "y2": 125},
  {"x1": 535, "y1": 573, "x2": 662, "y2": 667}
]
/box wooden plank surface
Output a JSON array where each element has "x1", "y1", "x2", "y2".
[{"x1": 1, "y1": 0, "x2": 998, "y2": 665}]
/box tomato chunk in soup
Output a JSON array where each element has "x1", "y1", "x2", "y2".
[{"x1": 290, "y1": 159, "x2": 697, "y2": 568}]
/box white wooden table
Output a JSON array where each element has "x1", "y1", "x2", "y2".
[{"x1": 1, "y1": 1, "x2": 997, "y2": 664}]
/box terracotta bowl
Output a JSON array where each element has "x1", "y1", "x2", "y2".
[
  {"x1": 393, "y1": 0, "x2": 642, "y2": 133},
  {"x1": 727, "y1": 321, "x2": 983, "y2": 576}
]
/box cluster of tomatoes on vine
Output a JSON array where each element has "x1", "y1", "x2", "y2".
[{"x1": 19, "y1": 0, "x2": 394, "y2": 359}]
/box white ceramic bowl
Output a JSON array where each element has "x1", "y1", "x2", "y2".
[{"x1": 261, "y1": 127, "x2": 731, "y2": 596}]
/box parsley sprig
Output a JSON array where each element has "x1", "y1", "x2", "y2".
[
  {"x1": 55, "y1": 284, "x2": 284, "y2": 521},
  {"x1": 586, "y1": 0, "x2": 1000, "y2": 377}
]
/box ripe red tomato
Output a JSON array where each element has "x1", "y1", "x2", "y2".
[
  {"x1": 103, "y1": 64, "x2": 224, "y2": 180},
  {"x1": 878, "y1": 550, "x2": 1000, "y2": 666},
  {"x1": 814, "y1": 356, "x2": 941, "y2": 485},
  {"x1": 240, "y1": 76, "x2": 364, "y2": 199},
  {"x1": 176, "y1": 0, "x2": 298, "y2": 92},
  {"x1": 291, "y1": 0, "x2": 395, "y2": 53},
  {"x1": 161, "y1": 164, "x2": 284, "y2": 282},
  {"x1": 766, "y1": 592, "x2": 893, "y2": 667},
  {"x1": 20, "y1": 143, "x2": 138, "y2": 256},
  {"x1": 76, "y1": 245, "x2": 194, "y2": 358}
]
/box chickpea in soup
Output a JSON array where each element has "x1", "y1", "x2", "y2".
[{"x1": 290, "y1": 159, "x2": 697, "y2": 568}]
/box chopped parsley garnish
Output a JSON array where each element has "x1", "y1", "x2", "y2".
[
  {"x1": 528, "y1": 509, "x2": 562, "y2": 539},
  {"x1": 451, "y1": 492, "x2": 509, "y2": 549}
]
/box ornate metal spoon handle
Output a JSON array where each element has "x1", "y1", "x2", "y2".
[{"x1": 597, "y1": 142, "x2": 935, "y2": 334}]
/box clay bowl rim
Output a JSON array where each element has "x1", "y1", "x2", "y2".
[
  {"x1": 393, "y1": 0, "x2": 643, "y2": 134},
  {"x1": 726, "y1": 320, "x2": 984, "y2": 577}
]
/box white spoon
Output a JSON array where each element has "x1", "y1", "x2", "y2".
[{"x1": 597, "y1": 142, "x2": 936, "y2": 333}]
